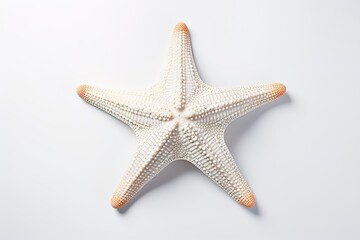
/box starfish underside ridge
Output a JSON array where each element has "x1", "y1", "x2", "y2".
[{"x1": 77, "y1": 23, "x2": 286, "y2": 209}]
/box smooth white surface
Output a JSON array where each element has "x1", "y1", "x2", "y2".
[{"x1": 1, "y1": 0, "x2": 360, "y2": 239}]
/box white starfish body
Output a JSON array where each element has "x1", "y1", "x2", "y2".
[{"x1": 77, "y1": 23, "x2": 286, "y2": 208}]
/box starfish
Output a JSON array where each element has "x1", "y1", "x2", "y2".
[{"x1": 76, "y1": 22, "x2": 286, "y2": 209}]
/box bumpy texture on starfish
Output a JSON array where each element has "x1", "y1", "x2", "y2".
[{"x1": 77, "y1": 23, "x2": 286, "y2": 209}]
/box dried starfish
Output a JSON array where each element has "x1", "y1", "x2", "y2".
[{"x1": 77, "y1": 22, "x2": 286, "y2": 208}]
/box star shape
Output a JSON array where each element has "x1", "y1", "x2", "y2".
[{"x1": 77, "y1": 22, "x2": 286, "y2": 209}]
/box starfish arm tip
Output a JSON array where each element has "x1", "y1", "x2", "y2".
[
  {"x1": 239, "y1": 192, "x2": 256, "y2": 208},
  {"x1": 111, "y1": 195, "x2": 127, "y2": 209},
  {"x1": 273, "y1": 83, "x2": 286, "y2": 97},
  {"x1": 76, "y1": 84, "x2": 89, "y2": 100},
  {"x1": 174, "y1": 22, "x2": 189, "y2": 34}
]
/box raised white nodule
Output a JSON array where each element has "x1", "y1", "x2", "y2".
[{"x1": 77, "y1": 22, "x2": 286, "y2": 209}]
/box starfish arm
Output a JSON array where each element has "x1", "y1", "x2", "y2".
[
  {"x1": 180, "y1": 122, "x2": 255, "y2": 207},
  {"x1": 77, "y1": 84, "x2": 173, "y2": 130},
  {"x1": 161, "y1": 23, "x2": 202, "y2": 110},
  {"x1": 110, "y1": 121, "x2": 179, "y2": 208},
  {"x1": 184, "y1": 83, "x2": 286, "y2": 125}
]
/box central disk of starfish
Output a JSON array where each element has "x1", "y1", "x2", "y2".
[{"x1": 77, "y1": 23, "x2": 286, "y2": 209}]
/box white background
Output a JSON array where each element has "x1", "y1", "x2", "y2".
[{"x1": 1, "y1": 0, "x2": 360, "y2": 239}]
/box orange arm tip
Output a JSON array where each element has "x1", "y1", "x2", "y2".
[
  {"x1": 273, "y1": 83, "x2": 286, "y2": 97},
  {"x1": 77, "y1": 84, "x2": 89, "y2": 100},
  {"x1": 174, "y1": 22, "x2": 189, "y2": 34}
]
